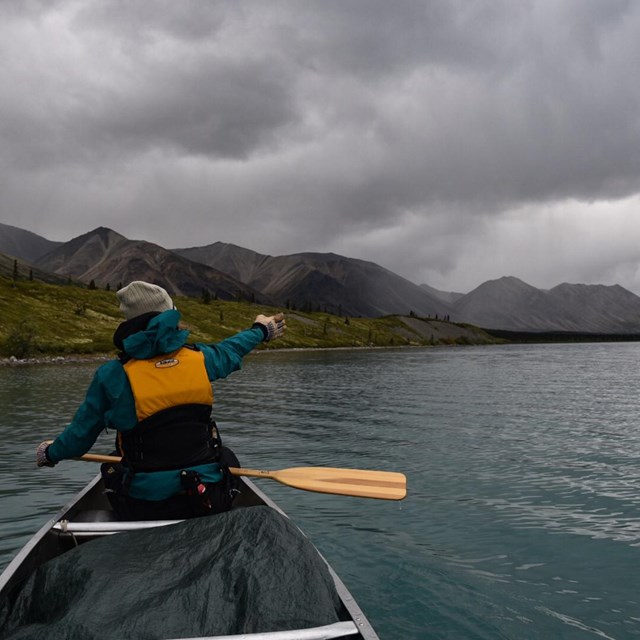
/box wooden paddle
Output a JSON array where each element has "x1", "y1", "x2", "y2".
[{"x1": 78, "y1": 453, "x2": 407, "y2": 500}]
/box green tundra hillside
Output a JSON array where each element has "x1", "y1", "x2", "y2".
[{"x1": 0, "y1": 276, "x2": 498, "y2": 360}]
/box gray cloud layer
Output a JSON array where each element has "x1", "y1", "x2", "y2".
[{"x1": 1, "y1": 1, "x2": 640, "y2": 292}]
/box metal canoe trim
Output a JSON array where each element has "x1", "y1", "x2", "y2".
[
  {"x1": 164, "y1": 620, "x2": 360, "y2": 639},
  {"x1": 53, "y1": 519, "x2": 184, "y2": 534}
]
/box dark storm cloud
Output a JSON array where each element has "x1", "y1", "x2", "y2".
[
  {"x1": 1, "y1": 3, "x2": 299, "y2": 168},
  {"x1": 75, "y1": 1, "x2": 229, "y2": 42},
  {"x1": 1, "y1": 0, "x2": 640, "y2": 292}
]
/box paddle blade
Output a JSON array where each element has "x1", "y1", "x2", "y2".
[{"x1": 232, "y1": 466, "x2": 407, "y2": 501}]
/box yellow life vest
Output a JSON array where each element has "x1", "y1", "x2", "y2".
[
  {"x1": 123, "y1": 346, "x2": 213, "y2": 421},
  {"x1": 118, "y1": 346, "x2": 217, "y2": 472}
]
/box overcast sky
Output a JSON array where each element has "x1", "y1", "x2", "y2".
[{"x1": 2, "y1": 1, "x2": 640, "y2": 294}]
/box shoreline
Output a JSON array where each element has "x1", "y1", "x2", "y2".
[
  {"x1": 0, "y1": 354, "x2": 114, "y2": 367},
  {"x1": 4, "y1": 332, "x2": 638, "y2": 367},
  {"x1": 0, "y1": 342, "x2": 462, "y2": 367}
]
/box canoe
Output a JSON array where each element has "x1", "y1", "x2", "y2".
[{"x1": 0, "y1": 474, "x2": 379, "y2": 640}]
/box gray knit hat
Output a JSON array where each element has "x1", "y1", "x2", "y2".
[{"x1": 117, "y1": 281, "x2": 174, "y2": 320}]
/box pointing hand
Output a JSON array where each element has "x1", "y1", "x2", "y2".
[{"x1": 254, "y1": 313, "x2": 286, "y2": 341}]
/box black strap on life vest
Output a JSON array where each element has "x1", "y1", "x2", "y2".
[{"x1": 118, "y1": 403, "x2": 220, "y2": 473}]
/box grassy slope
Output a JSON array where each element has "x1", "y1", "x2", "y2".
[{"x1": 0, "y1": 276, "x2": 499, "y2": 358}]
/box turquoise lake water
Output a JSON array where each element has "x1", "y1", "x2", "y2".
[{"x1": 1, "y1": 343, "x2": 640, "y2": 639}]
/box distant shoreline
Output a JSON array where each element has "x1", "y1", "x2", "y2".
[
  {"x1": 485, "y1": 329, "x2": 640, "y2": 343},
  {"x1": 0, "y1": 341, "x2": 478, "y2": 367},
  {"x1": 0, "y1": 354, "x2": 114, "y2": 367},
  {"x1": 4, "y1": 332, "x2": 640, "y2": 367}
]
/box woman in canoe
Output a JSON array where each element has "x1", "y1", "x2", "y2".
[{"x1": 35, "y1": 280, "x2": 286, "y2": 520}]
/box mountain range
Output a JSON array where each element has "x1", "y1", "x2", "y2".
[
  {"x1": 2, "y1": 221, "x2": 640, "y2": 334},
  {"x1": 31, "y1": 227, "x2": 266, "y2": 303}
]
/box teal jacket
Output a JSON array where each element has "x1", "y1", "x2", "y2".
[{"x1": 47, "y1": 310, "x2": 266, "y2": 500}]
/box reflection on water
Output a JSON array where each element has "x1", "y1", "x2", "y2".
[{"x1": 2, "y1": 344, "x2": 640, "y2": 639}]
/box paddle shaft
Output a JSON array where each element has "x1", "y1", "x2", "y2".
[{"x1": 76, "y1": 453, "x2": 406, "y2": 500}]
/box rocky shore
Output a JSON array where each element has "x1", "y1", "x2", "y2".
[{"x1": 0, "y1": 354, "x2": 113, "y2": 367}]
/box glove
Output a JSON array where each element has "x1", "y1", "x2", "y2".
[
  {"x1": 36, "y1": 440, "x2": 56, "y2": 468},
  {"x1": 254, "y1": 312, "x2": 286, "y2": 341}
]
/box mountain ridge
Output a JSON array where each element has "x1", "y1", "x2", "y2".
[
  {"x1": 175, "y1": 242, "x2": 452, "y2": 318},
  {"x1": 32, "y1": 226, "x2": 268, "y2": 303},
  {"x1": 451, "y1": 276, "x2": 640, "y2": 333},
  {"x1": 0, "y1": 222, "x2": 62, "y2": 262},
  {"x1": 3, "y1": 222, "x2": 640, "y2": 333}
]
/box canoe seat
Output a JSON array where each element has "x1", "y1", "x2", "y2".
[{"x1": 52, "y1": 518, "x2": 185, "y2": 537}]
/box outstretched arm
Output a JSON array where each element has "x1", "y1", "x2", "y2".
[{"x1": 199, "y1": 312, "x2": 286, "y2": 381}]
